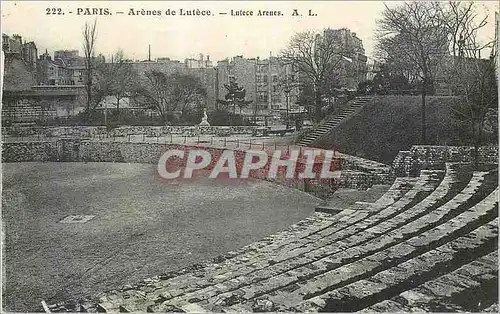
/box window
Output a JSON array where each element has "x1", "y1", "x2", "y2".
[
  {"x1": 272, "y1": 95, "x2": 281, "y2": 103},
  {"x1": 272, "y1": 75, "x2": 278, "y2": 83},
  {"x1": 272, "y1": 85, "x2": 279, "y2": 92},
  {"x1": 263, "y1": 75, "x2": 268, "y2": 83},
  {"x1": 258, "y1": 92, "x2": 268, "y2": 103}
]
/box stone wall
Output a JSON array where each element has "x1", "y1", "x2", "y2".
[
  {"x1": 2, "y1": 141, "x2": 58, "y2": 162},
  {"x1": 2, "y1": 125, "x2": 259, "y2": 138},
  {"x1": 2, "y1": 139, "x2": 393, "y2": 199},
  {"x1": 392, "y1": 145, "x2": 499, "y2": 177}
]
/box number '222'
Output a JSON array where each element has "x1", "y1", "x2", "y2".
[{"x1": 46, "y1": 8, "x2": 63, "y2": 15}]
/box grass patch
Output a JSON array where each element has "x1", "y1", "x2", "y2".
[{"x1": 314, "y1": 96, "x2": 497, "y2": 164}]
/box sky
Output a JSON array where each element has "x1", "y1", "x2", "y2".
[{"x1": 1, "y1": 1, "x2": 498, "y2": 63}]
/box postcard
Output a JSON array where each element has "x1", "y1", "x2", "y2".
[{"x1": 1, "y1": 1, "x2": 499, "y2": 313}]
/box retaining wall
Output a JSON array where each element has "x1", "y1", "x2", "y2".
[
  {"x1": 2, "y1": 139, "x2": 393, "y2": 199},
  {"x1": 392, "y1": 145, "x2": 499, "y2": 177},
  {"x1": 2, "y1": 125, "x2": 259, "y2": 138}
]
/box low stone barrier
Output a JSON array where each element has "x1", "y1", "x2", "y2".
[
  {"x1": 392, "y1": 145, "x2": 498, "y2": 176},
  {"x1": 2, "y1": 139, "x2": 393, "y2": 199},
  {"x1": 2, "y1": 125, "x2": 259, "y2": 138}
]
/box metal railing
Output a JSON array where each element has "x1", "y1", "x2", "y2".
[{"x1": 1, "y1": 133, "x2": 304, "y2": 154}]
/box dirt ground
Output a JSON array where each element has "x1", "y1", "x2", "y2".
[{"x1": 2, "y1": 162, "x2": 318, "y2": 311}]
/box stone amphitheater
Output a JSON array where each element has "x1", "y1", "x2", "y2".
[
  {"x1": 2, "y1": 129, "x2": 498, "y2": 313},
  {"x1": 37, "y1": 146, "x2": 497, "y2": 313}
]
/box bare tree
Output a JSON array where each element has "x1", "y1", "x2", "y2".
[
  {"x1": 439, "y1": 1, "x2": 489, "y2": 59},
  {"x1": 139, "y1": 70, "x2": 206, "y2": 124},
  {"x1": 443, "y1": 2, "x2": 497, "y2": 166},
  {"x1": 281, "y1": 30, "x2": 347, "y2": 122},
  {"x1": 375, "y1": 2, "x2": 449, "y2": 144},
  {"x1": 82, "y1": 19, "x2": 98, "y2": 120},
  {"x1": 107, "y1": 50, "x2": 139, "y2": 112},
  {"x1": 170, "y1": 73, "x2": 207, "y2": 117}
]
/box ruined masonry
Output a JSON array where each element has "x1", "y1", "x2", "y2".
[{"x1": 49, "y1": 161, "x2": 499, "y2": 312}]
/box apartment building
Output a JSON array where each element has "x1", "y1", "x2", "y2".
[{"x1": 215, "y1": 55, "x2": 301, "y2": 114}]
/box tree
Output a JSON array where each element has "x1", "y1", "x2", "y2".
[
  {"x1": 169, "y1": 73, "x2": 206, "y2": 117},
  {"x1": 107, "y1": 50, "x2": 139, "y2": 112},
  {"x1": 216, "y1": 76, "x2": 252, "y2": 125},
  {"x1": 281, "y1": 30, "x2": 348, "y2": 122},
  {"x1": 439, "y1": 1, "x2": 489, "y2": 59},
  {"x1": 375, "y1": 2, "x2": 449, "y2": 143},
  {"x1": 82, "y1": 19, "x2": 98, "y2": 120},
  {"x1": 91, "y1": 50, "x2": 140, "y2": 124},
  {"x1": 443, "y1": 2, "x2": 497, "y2": 166},
  {"x1": 139, "y1": 71, "x2": 206, "y2": 124}
]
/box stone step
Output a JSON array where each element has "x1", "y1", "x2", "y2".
[
  {"x1": 189, "y1": 172, "x2": 495, "y2": 309},
  {"x1": 315, "y1": 185, "x2": 392, "y2": 214},
  {"x1": 298, "y1": 216, "x2": 498, "y2": 312},
  {"x1": 137, "y1": 173, "x2": 446, "y2": 307},
  {"x1": 365, "y1": 249, "x2": 498, "y2": 312},
  {"x1": 258, "y1": 188, "x2": 498, "y2": 311}
]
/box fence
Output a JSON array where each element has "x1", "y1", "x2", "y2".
[{"x1": 1, "y1": 132, "x2": 306, "y2": 155}]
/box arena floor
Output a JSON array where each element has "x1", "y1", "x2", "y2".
[{"x1": 2, "y1": 162, "x2": 318, "y2": 311}]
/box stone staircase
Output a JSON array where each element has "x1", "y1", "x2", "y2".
[
  {"x1": 297, "y1": 96, "x2": 372, "y2": 147},
  {"x1": 48, "y1": 162, "x2": 499, "y2": 312}
]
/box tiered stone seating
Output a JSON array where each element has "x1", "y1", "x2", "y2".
[
  {"x1": 364, "y1": 249, "x2": 498, "y2": 312},
  {"x1": 49, "y1": 163, "x2": 498, "y2": 312}
]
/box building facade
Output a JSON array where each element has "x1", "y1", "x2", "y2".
[
  {"x1": 36, "y1": 49, "x2": 86, "y2": 86},
  {"x1": 185, "y1": 54, "x2": 213, "y2": 69},
  {"x1": 2, "y1": 33, "x2": 38, "y2": 88},
  {"x1": 323, "y1": 28, "x2": 368, "y2": 89},
  {"x1": 215, "y1": 55, "x2": 301, "y2": 116},
  {"x1": 129, "y1": 57, "x2": 217, "y2": 109}
]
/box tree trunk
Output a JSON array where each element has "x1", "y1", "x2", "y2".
[
  {"x1": 116, "y1": 97, "x2": 121, "y2": 123},
  {"x1": 86, "y1": 84, "x2": 92, "y2": 123},
  {"x1": 421, "y1": 82, "x2": 427, "y2": 144},
  {"x1": 314, "y1": 89, "x2": 322, "y2": 123},
  {"x1": 472, "y1": 120, "x2": 482, "y2": 169}
]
